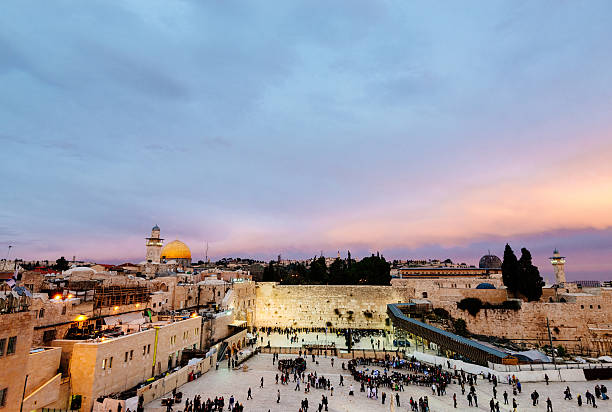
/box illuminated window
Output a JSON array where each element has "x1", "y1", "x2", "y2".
[{"x1": 102, "y1": 359, "x2": 107, "y2": 369}]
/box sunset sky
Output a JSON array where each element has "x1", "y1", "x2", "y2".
[{"x1": 1, "y1": 1, "x2": 611, "y2": 280}]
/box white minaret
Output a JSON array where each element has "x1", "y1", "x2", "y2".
[
  {"x1": 549, "y1": 249, "x2": 566, "y2": 285},
  {"x1": 145, "y1": 225, "x2": 163, "y2": 263}
]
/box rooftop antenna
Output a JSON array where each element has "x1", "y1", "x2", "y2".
[
  {"x1": 5, "y1": 245, "x2": 12, "y2": 262},
  {"x1": 205, "y1": 242, "x2": 209, "y2": 264}
]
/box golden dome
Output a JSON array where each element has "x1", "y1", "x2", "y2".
[{"x1": 161, "y1": 240, "x2": 191, "y2": 260}]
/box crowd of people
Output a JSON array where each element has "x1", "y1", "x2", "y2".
[{"x1": 150, "y1": 329, "x2": 611, "y2": 412}]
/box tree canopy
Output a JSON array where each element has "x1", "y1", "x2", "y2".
[
  {"x1": 261, "y1": 253, "x2": 391, "y2": 285},
  {"x1": 501, "y1": 244, "x2": 545, "y2": 301}
]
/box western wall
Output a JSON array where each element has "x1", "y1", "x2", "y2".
[
  {"x1": 254, "y1": 281, "x2": 612, "y2": 355},
  {"x1": 254, "y1": 282, "x2": 414, "y2": 329}
]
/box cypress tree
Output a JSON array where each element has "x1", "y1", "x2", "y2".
[
  {"x1": 501, "y1": 244, "x2": 519, "y2": 294},
  {"x1": 518, "y1": 247, "x2": 545, "y2": 301}
]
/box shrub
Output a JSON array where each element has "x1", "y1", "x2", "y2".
[
  {"x1": 363, "y1": 310, "x2": 373, "y2": 318},
  {"x1": 457, "y1": 298, "x2": 483, "y2": 316},
  {"x1": 433, "y1": 308, "x2": 450, "y2": 319},
  {"x1": 453, "y1": 318, "x2": 469, "y2": 336},
  {"x1": 334, "y1": 308, "x2": 342, "y2": 317}
]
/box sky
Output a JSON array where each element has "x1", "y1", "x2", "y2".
[{"x1": 1, "y1": 1, "x2": 612, "y2": 281}]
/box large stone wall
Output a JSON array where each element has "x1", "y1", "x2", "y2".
[
  {"x1": 439, "y1": 289, "x2": 612, "y2": 355},
  {"x1": 255, "y1": 283, "x2": 414, "y2": 329}
]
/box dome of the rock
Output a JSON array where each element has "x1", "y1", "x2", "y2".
[{"x1": 161, "y1": 240, "x2": 191, "y2": 260}]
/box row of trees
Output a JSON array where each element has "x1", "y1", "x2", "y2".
[
  {"x1": 262, "y1": 253, "x2": 391, "y2": 285},
  {"x1": 502, "y1": 244, "x2": 545, "y2": 301}
]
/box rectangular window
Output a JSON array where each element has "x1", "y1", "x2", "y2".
[
  {"x1": 125, "y1": 352, "x2": 128, "y2": 362},
  {"x1": 147, "y1": 344, "x2": 151, "y2": 354},
  {"x1": 62, "y1": 306, "x2": 67, "y2": 315},
  {"x1": 0, "y1": 339, "x2": 5, "y2": 357},
  {"x1": 109, "y1": 357, "x2": 113, "y2": 368},
  {"x1": 39, "y1": 308, "x2": 44, "y2": 318},
  {"x1": 6, "y1": 337, "x2": 16, "y2": 355},
  {"x1": 43, "y1": 330, "x2": 56, "y2": 342},
  {"x1": 0, "y1": 388, "x2": 6, "y2": 407},
  {"x1": 143, "y1": 345, "x2": 146, "y2": 356},
  {"x1": 102, "y1": 358, "x2": 107, "y2": 370},
  {"x1": 130, "y1": 350, "x2": 133, "y2": 360}
]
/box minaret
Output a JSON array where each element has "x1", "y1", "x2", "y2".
[
  {"x1": 549, "y1": 249, "x2": 566, "y2": 285},
  {"x1": 145, "y1": 225, "x2": 164, "y2": 263}
]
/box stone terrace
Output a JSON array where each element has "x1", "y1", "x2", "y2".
[{"x1": 146, "y1": 353, "x2": 611, "y2": 412}]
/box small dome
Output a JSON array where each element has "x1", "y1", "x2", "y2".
[
  {"x1": 476, "y1": 282, "x2": 496, "y2": 289},
  {"x1": 479, "y1": 254, "x2": 502, "y2": 269},
  {"x1": 152, "y1": 225, "x2": 160, "y2": 231},
  {"x1": 161, "y1": 240, "x2": 191, "y2": 260}
]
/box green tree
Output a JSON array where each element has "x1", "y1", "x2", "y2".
[
  {"x1": 328, "y1": 258, "x2": 347, "y2": 284},
  {"x1": 518, "y1": 247, "x2": 545, "y2": 301},
  {"x1": 308, "y1": 256, "x2": 328, "y2": 284},
  {"x1": 453, "y1": 318, "x2": 469, "y2": 336},
  {"x1": 262, "y1": 261, "x2": 280, "y2": 282},
  {"x1": 349, "y1": 253, "x2": 390, "y2": 285},
  {"x1": 54, "y1": 256, "x2": 69, "y2": 272},
  {"x1": 501, "y1": 244, "x2": 519, "y2": 294}
]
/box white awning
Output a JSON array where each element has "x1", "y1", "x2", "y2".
[{"x1": 104, "y1": 312, "x2": 145, "y2": 325}]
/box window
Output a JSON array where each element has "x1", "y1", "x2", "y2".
[
  {"x1": 153, "y1": 303, "x2": 156, "y2": 308},
  {"x1": 147, "y1": 344, "x2": 151, "y2": 354},
  {"x1": 581, "y1": 305, "x2": 584, "y2": 309},
  {"x1": 6, "y1": 337, "x2": 16, "y2": 355},
  {"x1": 62, "y1": 306, "x2": 67, "y2": 315},
  {"x1": 143, "y1": 345, "x2": 147, "y2": 356},
  {"x1": 102, "y1": 359, "x2": 107, "y2": 370},
  {"x1": 0, "y1": 388, "x2": 6, "y2": 407},
  {"x1": 0, "y1": 339, "x2": 5, "y2": 357},
  {"x1": 38, "y1": 308, "x2": 45, "y2": 318},
  {"x1": 109, "y1": 357, "x2": 113, "y2": 368},
  {"x1": 125, "y1": 352, "x2": 128, "y2": 362},
  {"x1": 130, "y1": 350, "x2": 133, "y2": 360},
  {"x1": 598, "y1": 305, "x2": 601, "y2": 309},
  {"x1": 43, "y1": 330, "x2": 56, "y2": 342},
  {"x1": 590, "y1": 305, "x2": 593, "y2": 309}
]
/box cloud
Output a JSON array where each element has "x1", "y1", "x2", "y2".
[{"x1": 1, "y1": 1, "x2": 612, "y2": 279}]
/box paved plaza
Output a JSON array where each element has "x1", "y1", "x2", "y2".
[{"x1": 146, "y1": 353, "x2": 611, "y2": 412}]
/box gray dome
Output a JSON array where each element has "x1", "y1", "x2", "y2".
[
  {"x1": 152, "y1": 225, "x2": 160, "y2": 231},
  {"x1": 479, "y1": 254, "x2": 502, "y2": 269}
]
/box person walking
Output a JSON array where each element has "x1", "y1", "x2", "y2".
[
  {"x1": 277, "y1": 389, "x2": 280, "y2": 403},
  {"x1": 546, "y1": 397, "x2": 553, "y2": 412},
  {"x1": 396, "y1": 393, "x2": 400, "y2": 407},
  {"x1": 503, "y1": 391, "x2": 508, "y2": 404},
  {"x1": 247, "y1": 387, "x2": 252, "y2": 400},
  {"x1": 453, "y1": 393, "x2": 457, "y2": 408},
  {"x1": 260, "y1": 377, "x2": 264, "y2": 388},
  {"x1": 381, "y1": 392, "x2": 386, "y2": 405}
]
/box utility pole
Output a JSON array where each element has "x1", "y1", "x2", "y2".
[{"x1": 547, "y1": 317, "x2": 557, "y2": 369}]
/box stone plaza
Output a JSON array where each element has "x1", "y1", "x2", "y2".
[{"x1": 145, "y1": 352, "x2": 611, "y2": 412}]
